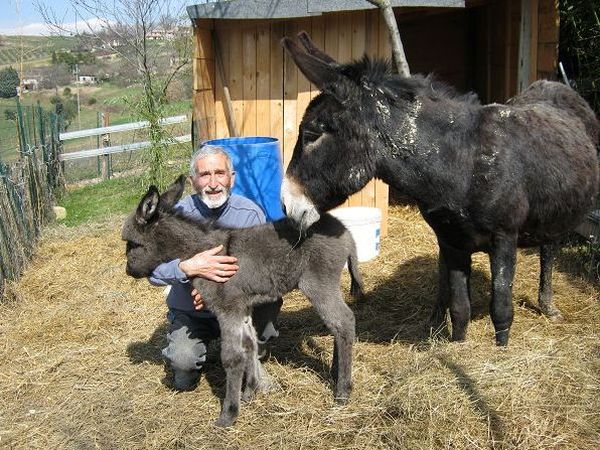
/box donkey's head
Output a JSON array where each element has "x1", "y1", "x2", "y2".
[
  {"x1": 122, "y1": 175, "x2": 186, "y2": 278},
  {"x1": 281, "y1": 32, "x2": 399, "y2": 229}
]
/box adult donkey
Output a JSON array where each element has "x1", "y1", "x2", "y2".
[{"x1": 280, "y1": 32, "x2": 599, "y2": 346}]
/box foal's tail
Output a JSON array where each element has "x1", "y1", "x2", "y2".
[{"x1": 348, "y1": 243, "x2": 364, "y2": 300}]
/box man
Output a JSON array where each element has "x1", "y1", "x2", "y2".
[{"x1": 148, "y1": 144, "x2": 282, "y2": 391}]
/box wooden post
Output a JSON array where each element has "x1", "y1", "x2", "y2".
[{"x1": 101, "y1": 113, "x2": 110, "y2": 180}]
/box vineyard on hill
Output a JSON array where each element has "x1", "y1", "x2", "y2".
[{"x1": 0, "y1": 35, "x2": 78, "y2": 68}]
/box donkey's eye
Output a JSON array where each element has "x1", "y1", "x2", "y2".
[{"x1": 302, "y1": 130, "x2": 322, "y2": 147}]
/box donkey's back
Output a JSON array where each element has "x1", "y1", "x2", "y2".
[{"x1": 218, "y1": 214, "x2": 363, "y2": 301}]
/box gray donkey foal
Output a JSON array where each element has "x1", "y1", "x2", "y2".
[{"x1": 122, "y1": 175, "x2": 362, "y2": 427}]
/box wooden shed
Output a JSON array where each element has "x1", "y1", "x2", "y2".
[{"x1": 187, "y1": 0, "x2": 560, "y2": 236}]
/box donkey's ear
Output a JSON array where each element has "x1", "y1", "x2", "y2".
[
  {"x1": 297, "y1": 31, "x2": 339, "y2": 65},
  {"x1": 282, "y1": 36, "x2": 341, "y2": 89},
  {"x1": 159, "y1": 174, "x2": 187, "y2": 211},
  {"x1": 136, "y1": 185, "x2": 160, "y2": 226}
]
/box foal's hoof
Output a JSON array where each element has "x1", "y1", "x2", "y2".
[
  {"x1": 214, "y1": 415, "x2": 235, "y2": 428},
  {"x1": 334, "y1": 395, "x2": 350, "y2": 405},
  {"x1": 542, "y1": 308, "x2": 564, "y2": 323}
]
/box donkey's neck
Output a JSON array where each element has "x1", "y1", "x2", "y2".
[{"x1": 376, "y1": 95, "x2": 479, "y2": 208}]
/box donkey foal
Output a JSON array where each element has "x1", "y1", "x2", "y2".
[{"x1": 122, "y1": 175, "x2": 362, "y2": 427}]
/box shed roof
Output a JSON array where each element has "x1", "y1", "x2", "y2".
[{"x1": 187, "y1": 0, "x2": 465, "y2": 20}]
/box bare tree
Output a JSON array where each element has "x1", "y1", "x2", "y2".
[
  {"x1": 366, "y1": 0, "x2": 410, "y2": 76},
  {"x1": 37, "y1": 0, "x2": 193, "y2": 189}
]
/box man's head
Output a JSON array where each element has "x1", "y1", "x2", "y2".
[{"x1": 189, "y1": 145, "x2": 235, "y2": 209}]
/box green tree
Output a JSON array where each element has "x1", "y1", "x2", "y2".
[
  {"x1": 39, "y1": 0, "x2": 192, "y2": 190},
  {"x1": 0, "y1": 66, "x2": 20, "y2": 98}
]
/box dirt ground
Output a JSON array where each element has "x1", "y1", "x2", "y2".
[{"x1": 1, "y1": 205, "x2": 599, "y2": 449}]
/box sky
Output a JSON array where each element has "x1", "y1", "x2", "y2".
[{"x1": 0, "y1": 0, "x2": 204, "y2": 36}]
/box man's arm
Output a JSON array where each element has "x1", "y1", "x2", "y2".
[{"x1": 148, "y1": 245, "x2": 239, "y2": 286}]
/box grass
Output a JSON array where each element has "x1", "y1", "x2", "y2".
[{"x1": 57, "y1": 176, "x2": 145, "y2": 227}]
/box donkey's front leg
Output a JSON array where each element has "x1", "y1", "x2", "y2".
[
  {"x1": 538, "y1": 243, "x2": 563, "y2": 321},
  {"x1": 429, "y1": 251, "x2": 450, "y2": 336},
  {"x1": 215, "y1": 313, "x2": 247, "y2": 427},
  {"x1": 439, "y1": 242, "x2": 472, "y2": 342},
  {"x1": 489, "y1": 234, "x2": 517, "y2": 346}
]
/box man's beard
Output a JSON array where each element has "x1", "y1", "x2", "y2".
[{"x1": 201, "y1": 186, "x2": 231, "y2": 209}]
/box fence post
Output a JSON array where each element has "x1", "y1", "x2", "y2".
[
  {"x1": 101, "y1": 112, "x2": 111, "y2": 180},
  {"x1": 96, "y1": 111, "x2": 101, "y2": 176},
  {"x1": 15, "y1": 98, "x2": 27, "y2": 156}
]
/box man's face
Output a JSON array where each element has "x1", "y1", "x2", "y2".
[{"x1": 191, "y1": 154, "x2": 235, "y2": 209}]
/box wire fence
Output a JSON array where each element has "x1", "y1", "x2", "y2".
[{"x1": 0, "y1": 98, "x2": 62, "y2": 298}]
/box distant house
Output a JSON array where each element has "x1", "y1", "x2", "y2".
[
  {"x1": 148, "y1": 28, "x2": 177, "y2": 41},
  {"x1": 77, "y1": 75, "x2": 98, "y2": 85},
  {"x1": 22, "y1": 79, "x2": 38, "y2": 92}
]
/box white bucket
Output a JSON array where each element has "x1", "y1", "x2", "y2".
[{"x1": 329, "y1": 207, "x2": 382, "y2": 262}]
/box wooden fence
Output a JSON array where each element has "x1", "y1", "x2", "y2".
[
  {"x1": 0, "y1": 99, "x2": 62, "y2": 298},
  {"x1": 58, "y1": 115, "x2": 191, "y2": 181}
]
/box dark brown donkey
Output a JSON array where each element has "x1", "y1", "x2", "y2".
[{"x1": 280, "y1": 32, "x2": 599, "y2": 346}]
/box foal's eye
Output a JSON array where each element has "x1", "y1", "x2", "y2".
[{"x1": 126, "y1": 241, "x2": 142, "y2": 252}]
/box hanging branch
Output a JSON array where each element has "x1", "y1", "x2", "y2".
[{"x1": 366, "y1": 0, "x2": 410, "y2": 76}]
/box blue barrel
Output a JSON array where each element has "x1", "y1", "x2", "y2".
[{"x1": 202, "y1": 136, "x2": 285, "y2": 222}]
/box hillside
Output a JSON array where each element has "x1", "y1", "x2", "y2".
[{"x1": 0, "y1": 35, "x2": 78, "y2": 69}]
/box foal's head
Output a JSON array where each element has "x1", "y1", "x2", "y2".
[{"x1": 121, "y1": 175, "x2": 186, "y2": 278}]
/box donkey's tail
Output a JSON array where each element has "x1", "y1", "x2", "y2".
[{"x1": 348, "y1": 243, "x2": 364, "y2": 300}]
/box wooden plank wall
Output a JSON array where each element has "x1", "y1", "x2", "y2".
[
  {"x1": 193, "y1": 11, "x2": 390, "y2": 236},
  {"x1": 536, "y1": 0, "x2": 559, "y2": 80}
]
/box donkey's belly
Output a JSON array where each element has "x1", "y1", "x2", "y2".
[{"x1": 421, "y1": 207, "x2": 492, "y2": 252}]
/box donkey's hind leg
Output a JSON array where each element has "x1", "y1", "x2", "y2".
[
  {"x1": 300, "y1": 280, "x2": 355, "y2": 404},
  {"x1": 214, "y1": 310, "x2": 249, "y2": 427},
  {"x1": 538, "y1": 243, "x2": 564, "y2": 321}
]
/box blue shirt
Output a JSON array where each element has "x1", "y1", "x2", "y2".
[{"x1": 148, "y1": 193, "x2": 266, "y2": 313}]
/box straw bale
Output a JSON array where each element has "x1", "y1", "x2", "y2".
[{"x1": 0, "y1": 206, "x2": 599, "y2": 449}]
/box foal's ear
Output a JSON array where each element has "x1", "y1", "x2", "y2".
[
  {"x1": 160, "y1": 174, "x2": 187, "y2": 211},
  {"x1": 282, "y1": 36, "x2": 340, "y2": 89},
  {"x1": 136, "y1": 185, "x2": 160, "y2": 226}
]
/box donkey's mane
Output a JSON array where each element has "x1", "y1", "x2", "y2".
[{"x1": 334, "y1": 55, "x2": 480, "y2": 106}]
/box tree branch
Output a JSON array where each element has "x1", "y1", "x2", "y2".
[{"x1": 366, "y1": 0, "x2": 410, "y2": 76}]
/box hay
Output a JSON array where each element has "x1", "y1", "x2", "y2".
[{"x1": 1, "y1": 205, "x2": 599, "y2": 449}]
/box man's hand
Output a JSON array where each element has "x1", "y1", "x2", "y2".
[
  {"x1": 191, "y1": 288, "x2": 204, "y2": 310},
  {"x1": 178, "y1": 244, "x2": 239, "y2": 282}
]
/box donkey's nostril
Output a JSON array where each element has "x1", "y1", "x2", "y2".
[{"x1": 281, "y1": 203, "x2": 287, "y2": 216}]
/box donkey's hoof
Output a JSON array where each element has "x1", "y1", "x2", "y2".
[
  {"x1": 495, "y1": 330, "x2": 510, "y2": 346},
  {"x1": 241, "y1": 388, "x2": 255, "y2": 403},
  {"x1": 214, "y1": 415, "x2": 235, "y2": 428},
  {"x1": 451, "y1": 329, "x2": 467, "y2": 342},
  {"x1": 542, "y1": 307, "x2": 564, "y2": 323},
  {"x1": 334, "y1": 395, "x2": 350, "y2": 405}
]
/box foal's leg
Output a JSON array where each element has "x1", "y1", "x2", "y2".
[
  {"x1": 241, "y1": 314, "x2": 262, "y2": 402},
  {"x1": 489, "y1": 234, "x2": 517, "y2": 346},
  {"x1": 214, "y1": 310, "x2": 249, "y2": 427},
  {"x1": 300, "y1": 280, "x2": 355, "y2": 403},
  {"x1": 439, "y1": 243, "x2": 472, "y2": 342},
  {"x1": 538, "y1": 243, "x2": 564, "y2": 320}
]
